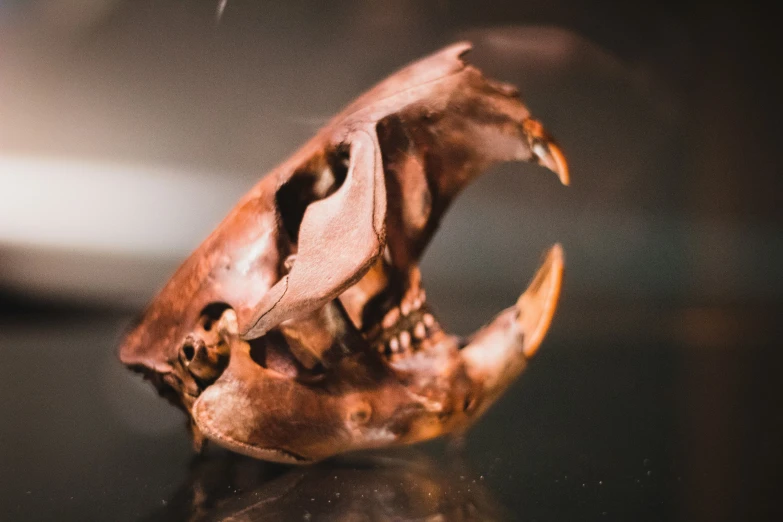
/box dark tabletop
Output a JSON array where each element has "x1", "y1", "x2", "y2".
[{"x1": 2, "y1": 300, "x2": 781, "y2": 521}]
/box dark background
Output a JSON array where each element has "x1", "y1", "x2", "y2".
[{"x1": 1, "y1": 1, "x2": 781, "y2": 520}]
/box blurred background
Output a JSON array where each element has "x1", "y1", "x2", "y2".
[{"x1": 1, "y1": 1, "x2": 781, "y2": 520}]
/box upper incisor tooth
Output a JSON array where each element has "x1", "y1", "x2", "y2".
[
  {"x1": 401, "y1": 301, "x2": 411, "y2": 316},
  {"x1": 413, "y1": 322, "x2": 426, "y2": 339},
  {"x1": 423, "y1": 313, "x2": 435, "y2": 327}
]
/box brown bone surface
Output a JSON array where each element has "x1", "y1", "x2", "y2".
[{"x1": 119, "y1": 42, "x2": 568, "y2": 464}]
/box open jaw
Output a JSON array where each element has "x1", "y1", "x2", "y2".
[{"x1": 118, "y1": 42, "x2": 569, "y2": 464}]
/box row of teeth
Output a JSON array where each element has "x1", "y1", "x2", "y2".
[
  {"x1": 384, "y1": 312, "x2": 438, "y2": 355},
  {"x1": 381, "y1": 288, "x2": 426, "y2": 330},
  {"x1": 376, "y1": 286, "x2": 438, "y2": 356}
]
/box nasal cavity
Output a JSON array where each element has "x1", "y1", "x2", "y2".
[{"x1": 181, "y1": 338, "x2": 229, "y2": 385}]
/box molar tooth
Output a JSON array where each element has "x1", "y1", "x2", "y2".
[
  {"x1": 423, "y1": 313, "x2": 435, "y2": 328},
  {"x1": 413, "y1": 321, "x2": 426, "y2": 340},
  {"x1": 399, "y1": 331, "x2": 411, "y2": 350},
  {"x1": 382, "y1": 307, "x2": 400, "y2": 329},
  {"x1": 388, "y1": 337, "x2": 400, "y2": 353}
]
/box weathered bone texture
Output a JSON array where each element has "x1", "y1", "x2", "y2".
[{"x1": 119, "y1": 42, "x2": 568, "y2": 463}]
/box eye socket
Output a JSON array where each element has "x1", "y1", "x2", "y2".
[
  {"x1": 199, "y1": 303, "x2": 231, "y2": 332},
  {"x1": 275, "y1": 146, "x2": 349, "y2": 244}
]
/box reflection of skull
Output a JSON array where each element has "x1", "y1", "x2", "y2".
[
  {"x1": 119, "y1": 42, "x2": 568, "y2": 463},
  {"x1": 151, "y1": 452, "x2": 508, "y2": 521}
]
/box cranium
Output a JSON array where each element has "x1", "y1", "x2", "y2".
[{"x1": 119, "y1": 42, "x2": 568, "y2": 464}]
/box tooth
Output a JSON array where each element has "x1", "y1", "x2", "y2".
[
  {"x1": 388, "y1": 337, "x2": 400, "y2": 353},
  {"x1": 419, "y1": 289, "x2": 426, "y2": 303},
  {"x1": 412, "y1": 297, "x2": 422, "y2": 311},
  {"x1": 459, "y1": 244, "x2": 564, "y2": 397},
  {"x1": 401, "y1": 301, "x2": 411, "y2": 316},
  {"x1": 523, "y1": 118, "x2": 570, "y2": 186},
  {"x1": 533, "y1": 141, "x2": 570, "y2": 186},
  {"x1": 399, "y1": 331, "x2": 411, "y2": 350},
  {"x1": 423, "y1": 313, "x2": 435, "y2": 328},
  {"x1": 382, "y1": 308, "x2": 400, "y2": 329},
  {"x1": 515, "y1": 244, "x2": 564, "y2": 358},
  {"x1": 413, "y1": 322, "x2": 426, "y2": 340}
]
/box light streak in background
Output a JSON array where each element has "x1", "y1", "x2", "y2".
[
  {"x1": 1, "y1": 155, "x2": 781, "y2": 306},
  {"x1": 0, "y1": 155, "x2": 247, "y2": 257}
]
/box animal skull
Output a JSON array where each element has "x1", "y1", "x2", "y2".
[{"x1": 119, "y1": 42, "x2": 568, "y2": 464}]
